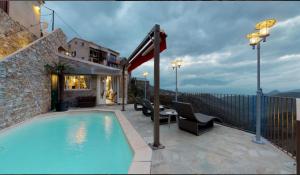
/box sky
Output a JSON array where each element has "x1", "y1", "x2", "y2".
[{"x1": 43, "y1": 1, "x2": 300, "y2": 95}]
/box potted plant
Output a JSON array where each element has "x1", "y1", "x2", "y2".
[{"x1": 44, "y1": 62, "x2": 72, "y2": 112}]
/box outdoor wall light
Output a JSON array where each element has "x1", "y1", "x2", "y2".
[{"x1": 33, "y1": 5, "x2": 41, "y2": 14}]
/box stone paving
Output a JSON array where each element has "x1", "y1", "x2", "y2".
[{"x1": 97, "y1": 104, "x2": 296, "y2": 174}]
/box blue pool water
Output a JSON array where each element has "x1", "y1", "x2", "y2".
[{"x1": 0, "y1": 111, "x2": 133, "y2": 174}]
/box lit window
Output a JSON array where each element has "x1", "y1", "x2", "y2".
[{"x1": 65, "y1": 75, "x2": 91, "y2": 90}]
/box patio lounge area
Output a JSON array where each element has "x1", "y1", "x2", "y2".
[{"x1": 96, "y1": 104, "x2": 296, "y2": 174}]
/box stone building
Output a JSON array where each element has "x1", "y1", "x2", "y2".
[{"x1": 0, "y1": 6, "x2": 128, "y2": 130}]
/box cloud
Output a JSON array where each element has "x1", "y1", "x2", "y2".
[
  {"x1": 44, "y1": 1, "x2": 300, "y2": 94},
  {"x1": 277, "y1": 54, "x2": 300, "y2": 61},
  {"x1": 275, "y1": 15, "x2": 300, "y2": 29}
]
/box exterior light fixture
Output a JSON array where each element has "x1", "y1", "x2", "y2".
[
  {"x1": 171, "y1": 59, "x2": 183, "y2": 101},
  {"x1": 33, "y1": 5, "x2": 40, "y2": 14},
  {"x1": 143, "y1": 71, "x2": 149, "y2": 78},
  {"x1": 246, "y1": 32, "x2": 262, "y2": 49},
  {"x1": 246, "y1": 18, "x2": 276, "y2": 144},
  {"x1": 255, "y1": 19, "x2": 277, "y2": 41},
  {"x1": 172, "y1": 59, "x2": 182, "y2": 69}
]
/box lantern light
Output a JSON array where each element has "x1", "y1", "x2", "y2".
[
  {"x1": 171, "y1": 59, "x2": 183, "y2": 69},
  {"x1": 246, "y1": 32, "x2": 262, "y2": 46},
  {"x1": 143, "y1": 71, "x2": 149, "y2": 78},
  {"x1": 255, "y1": 19, "x2": 276, "y2": 38}
]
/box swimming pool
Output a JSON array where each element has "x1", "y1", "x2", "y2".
[{"x1": 0, "y1": 111, "x2": 133, "y2": 174}]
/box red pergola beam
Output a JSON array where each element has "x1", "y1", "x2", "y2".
[{"x1": 127, "y1": 31, "x2": 167, "y2": 72}]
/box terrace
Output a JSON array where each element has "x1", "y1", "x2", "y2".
[{"x1": 96, "y1": 104, "x2": 296, "y2": 174}]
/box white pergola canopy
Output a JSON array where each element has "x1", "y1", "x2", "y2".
[{"x1": 57, "y1": 53, "x2": 121, "y2": 76}]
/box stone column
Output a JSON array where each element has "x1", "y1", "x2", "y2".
[
  {"x1": 96, "y1": 75, "x2": 101, "y2": 105},
  {"x1": 117, "y1": 76, "x2": 120, "y2": 104}
]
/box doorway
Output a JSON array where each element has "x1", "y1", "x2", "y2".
[
  {"x1": 50, "y1": 74, "x2": 58, "y2": 110},
  {"x1": 105, "y1": 76, "x2": 117, "y2": 104}
]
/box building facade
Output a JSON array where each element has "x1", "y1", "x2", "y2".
[
  {"x1": 67, "y1": 37, "x2": 121, "y2": 68},
  {"x1": 59, "y1": 38, "x2": 127, "y2": 106}
]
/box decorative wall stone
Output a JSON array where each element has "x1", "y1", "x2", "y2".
[
  {"x1": 0, "y1": 28, "x2": 67, "y2": 130},
  {"x1": 0, "y1": 9, "x2": 37, "y2": 59}
]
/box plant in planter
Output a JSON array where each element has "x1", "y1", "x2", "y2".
[{"x1": 44, "y1": 62, "x2": 72, "y2": 112}]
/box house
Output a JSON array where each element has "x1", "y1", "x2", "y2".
[
  {"x1": 57, "y1": 38, "x2": 128, "y2": 107},
  {"x1": 67, "y1": 37, "x2": 121, "y2": 68},
  {"x1": 0, "y1": 0, "x2": 44, "y2": 38}
]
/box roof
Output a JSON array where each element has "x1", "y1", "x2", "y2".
[
  {"x1": 57, "y1": 53, "x2": 121, "y2": 76},
  {"x1": 68, "y1": 37, "x2": 120, "y2": 55}
]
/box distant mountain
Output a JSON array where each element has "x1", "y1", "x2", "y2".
[
  {"x1": 266, "y1": 90, "x2": 281, "y2": 96},
  {"x1": 149, "y1": 85, "x2": 175, "y2": 95},
  {"x1": 148, "y1": 85, "x2": 300, "y2": 98}
]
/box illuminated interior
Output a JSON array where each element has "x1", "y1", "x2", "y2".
[
  {"x1": 65, "y1": 75, "x2": 90, "y2": 90},
  {"x1": 106, "y1": 76, "x2": 114, "y2": 101}
]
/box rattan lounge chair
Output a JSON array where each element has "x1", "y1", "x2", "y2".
[
  {"x1": 141, "y1": 99, "x2": 164, "y2": 116},
  {"x1": 142, "y1": 99, "x2": 176, "y2": 124},
  {"x1": 172, "y1": 101, "x2": 222, "y2": 135}
]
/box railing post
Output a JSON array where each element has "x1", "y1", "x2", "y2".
[{"x1": 296, "y1": 98, "x2": 300, "y2": 174}]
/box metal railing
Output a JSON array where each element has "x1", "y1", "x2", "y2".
[{"x1": 173, "y1": 93, "x2": 296, "y2": 158}]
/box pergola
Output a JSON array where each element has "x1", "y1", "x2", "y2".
[{"x1": 121, "y1": 24, "x2": 167, "y2": 149}]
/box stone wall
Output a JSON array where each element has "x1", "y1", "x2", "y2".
[
  {"x1": 0, "y1": 28, "x2": 66, "y2": 130},
  {"x1": 64, "y1": 75, "x2": 97, "y2": 107},
  {"x1": 0, "y1": 9, "x2": 37, "y2": 59}
]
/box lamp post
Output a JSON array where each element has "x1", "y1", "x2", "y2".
[
  {"x1": 143, "y1": 71, "x2": 149, "y2": 99},
  {"x1": 246, "y1": 19, "x2": 276, "y2": 144},
  {"x1": 172, "y1": 59, "x2": 182, "y2": 101}
]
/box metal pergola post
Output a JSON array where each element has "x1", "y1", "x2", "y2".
[
  {"x1": 125, "y1": 24, "x2": 165, "y2": 150},
  {"x1": 297, "y1": 98, "x2": 300, "y2": 174},
  {"x1": 150, "y1": 24, "x2": 164, "y2": 150},
  {"x1": 122, "y1": 66, "x2": 125, "y2": 111}
]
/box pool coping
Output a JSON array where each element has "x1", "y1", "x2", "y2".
[{"x1": 0, "y1": 109, "x2": 152, "y2": 174}]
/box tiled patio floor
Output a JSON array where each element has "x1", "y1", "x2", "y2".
[{"x1": 97, "y1": 104, "x2": 296, "y2": 174}]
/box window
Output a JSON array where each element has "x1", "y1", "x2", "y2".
[
  {"x1": 71, "y1": 51, "x2": 76, "y2": 57},
  {"x1": 89, "y1": 47, "x2": 107, "y2": 64},
  {"x1": 81, "y1": 42, "x2": 85, "y2": 46},
  {"x1": 74, "y1": 41, "x2": 77, "y2": 45},
  {"x1": 0, "y1": 1, "x2": 9, "y2": 14},
  {"x1": 81, "y1": 57, "x2": 85, "y2": 60},
  {"x1": 65, "y1": 75, "x2": 91, "y2": 90}
]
